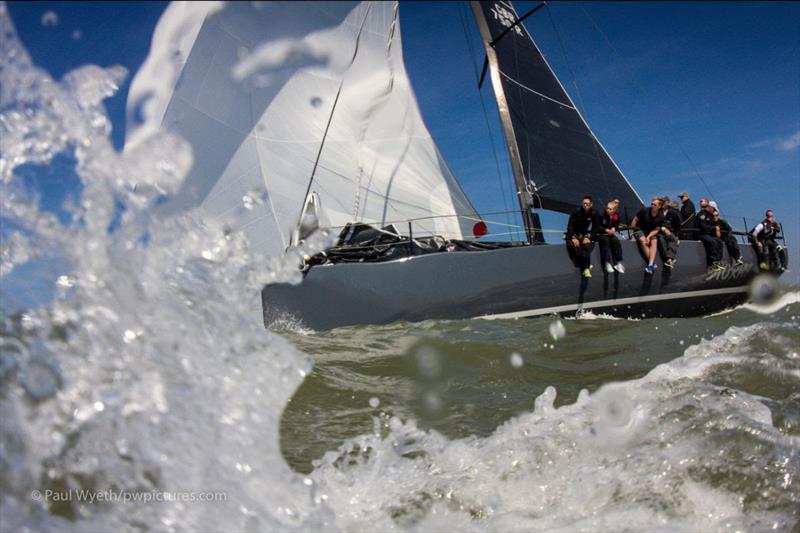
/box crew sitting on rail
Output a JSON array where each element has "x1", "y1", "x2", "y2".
[
  {"x1": 695, "y1": 198, "x2": 725, "y2": 271},
  {"x1": 678, "y1": 192, "x2": 696, "y2": 240},
  {"x1": 597, "y1": 199, "x2": 625, "y2": 274},
  {"x1": 750, "y1": 210, "x2": 786, "y2": 272},
  {"x1": 712, "y1": 208, "x2": 744, "y2": 266},
  {"x1": 566, "y1": 195, "x2": 599, "y2": 279},
  {"x1": 629, "y1": 196, "x2": 664, "y2": 275},
  {"x1": 658, "y1": 196, "x2": 681, "y2": 269}
]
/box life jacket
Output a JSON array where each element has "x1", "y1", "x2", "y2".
[{"x1": 752, "y1": 218, "x2": 777, "y2": 240}]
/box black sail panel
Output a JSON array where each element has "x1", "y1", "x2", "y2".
[{"x1": 475, "y1": 1, "x2": 643, "y2": 222}]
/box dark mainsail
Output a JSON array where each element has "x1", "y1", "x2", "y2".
[{"x1": 472, "y1": 1, "x2": 643, "y2": 225}]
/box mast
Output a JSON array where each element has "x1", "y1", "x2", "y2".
[{"x1": 471, "y1": 1, "x2": 543, "y2": 244}]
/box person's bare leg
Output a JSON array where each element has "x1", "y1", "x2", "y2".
[
  {"x1": 648, "y1": 239, "x2": 658, "y2": 265},
  {"x1": 638, "y1": 237, "x2": 648, "y2": 259}
]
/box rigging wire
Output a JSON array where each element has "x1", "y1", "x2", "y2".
[
  {"x1": 296, "y1": 2, "x2": 374, "y2": 245},
  {"x1": 457, "y1": 2, "x2": 520, "y2": 241},
  {"x1": 575, "y1": 3, "x2": 717, "y2": 202}
]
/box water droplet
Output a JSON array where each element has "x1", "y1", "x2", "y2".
[
  {"x1": 21, "y1": 358, "x2": 62, "y2": 400},
  {"x1": 593, "y1": 385, "x2": 635, "y2": 444},
  {"x1": 415, "y1": 346, "x2": 442, "y2": 378},
  {"x1": 748, "y1": 274, "x2": 780, "y2": 311},
  {"x1": 548, "y1": 319, "x2": 565, "y2": 341},
  {"x1": 369, "y1": 397, "x2": 380, "y2": 408},
  {"x1": 509, "y1": 352, "x2": 523, "y2": 368},
  {"x1": 423, "y1": 390, "x2": 443, "y2": 415},
  {"x1": 41, "y1": 10, "x2": 58, "y2": 27}
]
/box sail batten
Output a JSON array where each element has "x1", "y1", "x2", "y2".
[{"x1": 473, "y1": 1, "x2": 643, "y2": 223}]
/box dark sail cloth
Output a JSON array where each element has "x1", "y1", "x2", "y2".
[
  {"x1": 597, "y1": 211, "x2": 623, "y2": 266},
  {"x1": 718, "y1": 218, "x2": 741, "y2": 261},
  {"x1": 658, "y1": 207, "x2": 681, "y2": 262},
  {"x1": 697, "y1": 210, "x2": 723, "y2": 266},
  {"x1": 565, "y1": 208, "x2": 599, "y2": 269},
  {"x1": 679, "y1": 199, "x2": 696, "y2": 240}
]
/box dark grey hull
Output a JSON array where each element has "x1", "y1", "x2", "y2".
[{"x1": 262, "y1": 240, "x2": 767, "y2": 330}]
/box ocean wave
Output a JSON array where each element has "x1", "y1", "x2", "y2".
[{"x1": 307, "y1": 320, "x2": 800, "y2": 530}]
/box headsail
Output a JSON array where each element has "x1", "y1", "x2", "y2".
[
  {"x1": 472, "y1": 1, "x2": 643, "y2": 223},
  {"x1": 126, "y1": 1, "x2": 479, "y2": 257}
]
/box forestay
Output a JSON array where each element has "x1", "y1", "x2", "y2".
[
  {"x1": 473, "y1": 1, "x2": 643, "y2": 222},
  {"x1": 126, "y1": 1, "x2": 478, "y2": 257}
]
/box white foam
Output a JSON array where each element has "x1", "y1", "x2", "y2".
[
  {"x1": 742, "y1": 290, "x2": 800, "y2": 315},
  {"x1": 305, "y1": 320, "x2": 799, "y2": 530},
  {"x1": 565, "y1": 311, "x2": 636, "y2": 321}
]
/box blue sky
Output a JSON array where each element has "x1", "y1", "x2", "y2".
[{"x1": 7, "y1": 1, "x2": 800, "y2": 284}]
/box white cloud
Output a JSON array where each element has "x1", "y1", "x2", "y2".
[
  {"x1": 777, "y1": 131, "x2": 800, "y2": 151},
  {"x1": 748, "y1": 130, "x2": 800, "y2": 152}
]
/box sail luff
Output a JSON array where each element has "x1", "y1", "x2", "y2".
[{"x1": 471, "y1": 1, "x2": 538, "y2": 244}]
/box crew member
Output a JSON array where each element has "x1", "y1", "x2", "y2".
[
  {"x1": 713, "y1": 209, "x2": 743, "y2": 266},
  {"x1": 598, "y1": 199, "x2": 625, "y2": 274},
  {"x1": 658, "y1": 197, "x2": 681, "y2": 269},
  {"x1": 751, "y1": 210, "x2": 785, "y2": 271},
  {"x1": 566, "y1": 195, "x2": 599, "y2": 278},
  {"x1": 629, "y1": 196, "x2": 664, "y2": 275},
  {"x1": 678, "y1": 192, "x2": 696, "y2": 240},
  {"x1": 697, "y1": 199, "x2": 724, "y2": 270}
]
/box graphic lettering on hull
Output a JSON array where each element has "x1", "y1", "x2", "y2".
[{"x1": 705, "y1": 262, "x2": 753, "y2": 282}]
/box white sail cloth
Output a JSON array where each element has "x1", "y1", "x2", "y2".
[{"x1": 126, "y1": 1, "x2": 478, "y2": 256}]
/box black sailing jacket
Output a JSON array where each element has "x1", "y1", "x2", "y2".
[{"x1": 567, "y1": 208, "x2": 600, "y2": 239}]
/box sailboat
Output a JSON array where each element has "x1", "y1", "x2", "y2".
[{"x1": 128, "y1": 1, "x2": 778, "y2": 330}]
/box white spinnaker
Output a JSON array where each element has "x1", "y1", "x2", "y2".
[{"x1": 125, "y1": 1, "x2": 478, "y2": 257}]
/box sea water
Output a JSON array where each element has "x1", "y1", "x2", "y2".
[{"x1": 1, "y1": 5, "x2": 798, "y2": 531}]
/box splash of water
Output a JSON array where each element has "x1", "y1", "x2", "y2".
[{"x1": 0, "y1": 7, "x2": 333, "y2": 530}]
